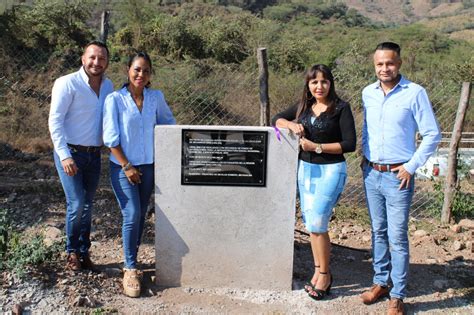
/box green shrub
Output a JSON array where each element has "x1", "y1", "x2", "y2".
[
  {"x1": 427, "y1": 158, "x2": 474, "y2": 222},
  {"x1": 263, "y1": 3, "x2": 298, "y2": 21},
  {"x1": 198, "y1": 17, "x2": 250, "y2": 63},
  {"x1": 1, "y1": 0, "x2": 92, "y2": 53},
  {"x1": 143, "y1": 14, "x2": 206, "y2": 59},
  {"x1": 4, "y1": 231, "x2": 63, "y2": 278},
  {"x1": 427, "y1": 180, "x2": 473, "y2": 221},
  {"x1": 269, "y1": 36, "x2": 311, "y2": 72}
]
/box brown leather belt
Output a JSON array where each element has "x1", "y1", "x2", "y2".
[
  {"x1": 67, "y1": 143, "x2": 102, "y2": 153},
  {"x1": 367, "y1": 161, "x2": 404, "y2": 172}
]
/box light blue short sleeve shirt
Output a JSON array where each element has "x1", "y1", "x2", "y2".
[{"x1": 103, "y1": 86, "x2": 176, "y2": 166}]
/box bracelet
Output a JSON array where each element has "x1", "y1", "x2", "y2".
[{"x1": 122, "y1": 162, "x2": 132, "y2": 171}]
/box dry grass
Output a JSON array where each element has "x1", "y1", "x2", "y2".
[
  {"x1": 419, "y1": 12, "x2": 474, "y2": 42},
  {"x1": 449, "y1": 29, "x2": 474, "y2": 42},
  {"x1": 345, "y1": 0, "x2": 468, "y2": 24}
]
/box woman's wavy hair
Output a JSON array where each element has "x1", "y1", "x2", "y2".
[
  {"x1": 295, "y1": 64, "x2": 340, "y2": 120},
  {"x1": 124, "y1": 51, "x2": 153, "y2": 88}
]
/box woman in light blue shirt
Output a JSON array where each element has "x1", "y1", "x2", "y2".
[{"x1": 103, "y1": 51, "x2": 175, "y2": 298}]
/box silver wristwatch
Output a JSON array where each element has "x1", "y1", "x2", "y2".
[{"x1": 314, "y1": 143, "x2": 323, "y2": 154}]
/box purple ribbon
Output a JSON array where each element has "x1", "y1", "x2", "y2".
[{"x1": 273, "y1": 125, "x2": 281, "y2": 142}]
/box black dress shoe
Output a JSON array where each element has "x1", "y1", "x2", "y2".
[{"x1": 80, "y1": 255, "x2": 95, "y2": 271}]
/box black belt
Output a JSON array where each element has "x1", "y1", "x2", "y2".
[
  {"x1": 67, "y1": 143, "x2": 102, "y2": 153},
  {"x1": 367, "y1": 161, "x2": 404, "y2": 172}
]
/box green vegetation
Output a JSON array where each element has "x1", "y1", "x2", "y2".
[
  {"x1": 91, "y1": 308, "x2": 119, "y2": 315},
  {"x1": 333, "y1": 204, "x2": 371, "y2": 226},
  {"x1": 4, "y1": 232, "x2": 63, "y2": 278},
  {"x1": 0, "y1": 0, "x2": 472, "y2": 137},
  {"x1": 1, "y1": 1, "x2": 472, "y2": 76},
  {"x1": 427, "y1": 159, "x2": 474, "y2": 222},
  {"x1": 0, "y1": 0, "x2": 92, "y2": 68},
  {"x1": 449, "y1": 189, "x2": 473, "y2": 220},
  {"x1": 0, "y1": 209, "x2": 63, "y2": 277}
]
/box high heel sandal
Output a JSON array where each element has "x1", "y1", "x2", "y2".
[
  {"x1": 304, "y1": 265, "x2": 319, "y2": 293},
  {"x1": 308, "y1": 271, "x2": 333, "y2": 300}
]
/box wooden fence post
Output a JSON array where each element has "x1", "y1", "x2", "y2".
[
  {"x1": 100, "y1": 10, "x2": 110, "y2": 44},
  {"x1": 441, "y1": 82, "x2": 471, "y2": 223},
  {"x1": 257, "y1": 48, "x2": 270, "y2": 126}
]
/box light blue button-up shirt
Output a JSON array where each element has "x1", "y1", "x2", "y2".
[
  {"x1": 49, "y1": 67, "x2": 114, "y2": 161},
  {"x1": 362, "y1": 76, "x2": 441, "y2": 175},
  {"x1": 103, "y1": 86, "x2": 176, "y2": 166}
]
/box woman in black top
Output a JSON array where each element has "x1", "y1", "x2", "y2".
[{"x1": 272, "y1": 64, "x2": 356, "y2": 300}]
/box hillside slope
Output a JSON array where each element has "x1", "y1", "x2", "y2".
[{"x1": 344, "y1": 0, "x2": 469, "y2": 24}]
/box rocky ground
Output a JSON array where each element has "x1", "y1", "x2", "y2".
[{"x1": 0, "y1": 142, "x2": 473, "y2": 314}]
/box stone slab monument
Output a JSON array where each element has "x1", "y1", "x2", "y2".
[{"x1": 154, "y1": 125, "x2": 298, "y2": 290}]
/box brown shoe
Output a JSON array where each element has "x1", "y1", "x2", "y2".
[
  {"x1": 360, "y1": 284, "x2": 390, "y2": 304},
  {"x1": 66, "y1": 253, "x2": 81, "y2": 271},
  {"x1": 80, "y1": 255, "x2": 95, "y2": 271},
  {"x1": 387, "y1": 298, "x2": 405, "y2": 315}
]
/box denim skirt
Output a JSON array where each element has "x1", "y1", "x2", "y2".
[{"x1": 297, "y1": 160, "x2": 347, "y2": 233}]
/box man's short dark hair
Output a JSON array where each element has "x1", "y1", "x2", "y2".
[
  {"x1": 375, "y1": 42, "x2": 401, "y2": 56},
  {"x1": 84, "y1": 40, "x2": 109, "y2": 58}
]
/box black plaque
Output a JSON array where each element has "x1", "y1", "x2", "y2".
[{"x1": 181, "y1": 129, "x2": 268, "y2": 186}]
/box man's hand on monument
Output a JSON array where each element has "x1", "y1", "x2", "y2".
[
  {"x1": 392, "y1": 165, "x2": 412, "y2": 190},
  {"x1": 61, "y1": 158, "x2": 78, "y2": 176}
]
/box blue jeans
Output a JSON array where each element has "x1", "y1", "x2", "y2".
[
  {"x1": 110, "y1": 162, "x2": 154, "y2": 269},
  {"x1": 363, "y1": 164, "x2": 414, "y2": 300},
  {"x1": 54, "y1": 150, "x2": 101, "y2": 256},
  {"x1": 298, "y1": 160, "x2": 347, "y2": 233}
]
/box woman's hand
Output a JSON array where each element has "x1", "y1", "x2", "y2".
[
  {"x1": 287, "y1": 122, "x2": 305, "y2": 137},
  {"x1": 125, "y1": 166, "x2": 142, "y2": 185},
  {"x1": 299, "y1": 137, "x2": 316, "y2": 152}
]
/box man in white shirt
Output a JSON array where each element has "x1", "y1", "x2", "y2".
[{"x1": 49, "y1": 41, "x2": 114, "y2": 271}]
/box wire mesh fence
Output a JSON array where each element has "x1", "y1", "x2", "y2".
[
  {"x1": 269, "y1": 72, "x2": 472, "y2": 220},
  {"x1": 0, "y1": 38, "x2": 471, "y2": 222}
]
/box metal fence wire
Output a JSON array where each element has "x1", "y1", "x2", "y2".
[{"x1": 0, "y1": 44, "x2": 471, "y2": 221}]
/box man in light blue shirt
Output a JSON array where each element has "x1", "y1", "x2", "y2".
[
  {"x1": 360, "y1": 42, "x2": 441, "y2": 315},
  {"x1": 48, "y1": 41, "x2": 114, "y2": 271}
]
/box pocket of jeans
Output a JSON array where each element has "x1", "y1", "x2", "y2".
[{"x1": 387, "y1": 171, "x2": 408, "y2": 190}]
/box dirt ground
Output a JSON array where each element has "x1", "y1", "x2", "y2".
[{"x1": 0, "y1": 143, "x2": 473, "y2": 314}]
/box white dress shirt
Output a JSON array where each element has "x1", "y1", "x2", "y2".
[{"x1": 49, "y1": 67, "x2": 114, "y2": 161}]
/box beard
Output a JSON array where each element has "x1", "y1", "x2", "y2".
[{"x1": 84, "y1": 65, "x2": 106, "y2": 78}]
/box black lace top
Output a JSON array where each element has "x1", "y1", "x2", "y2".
[{"x1": 272, "y1": 100, "x2": 356, "y2": 164}]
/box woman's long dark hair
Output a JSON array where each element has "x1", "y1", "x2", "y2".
[
  {"x1": 295, "y1": 64, "x2": 340, "y2": 120},
  {"x1": 124, "y1": 51, "x2": 153, "y2": 88}
]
